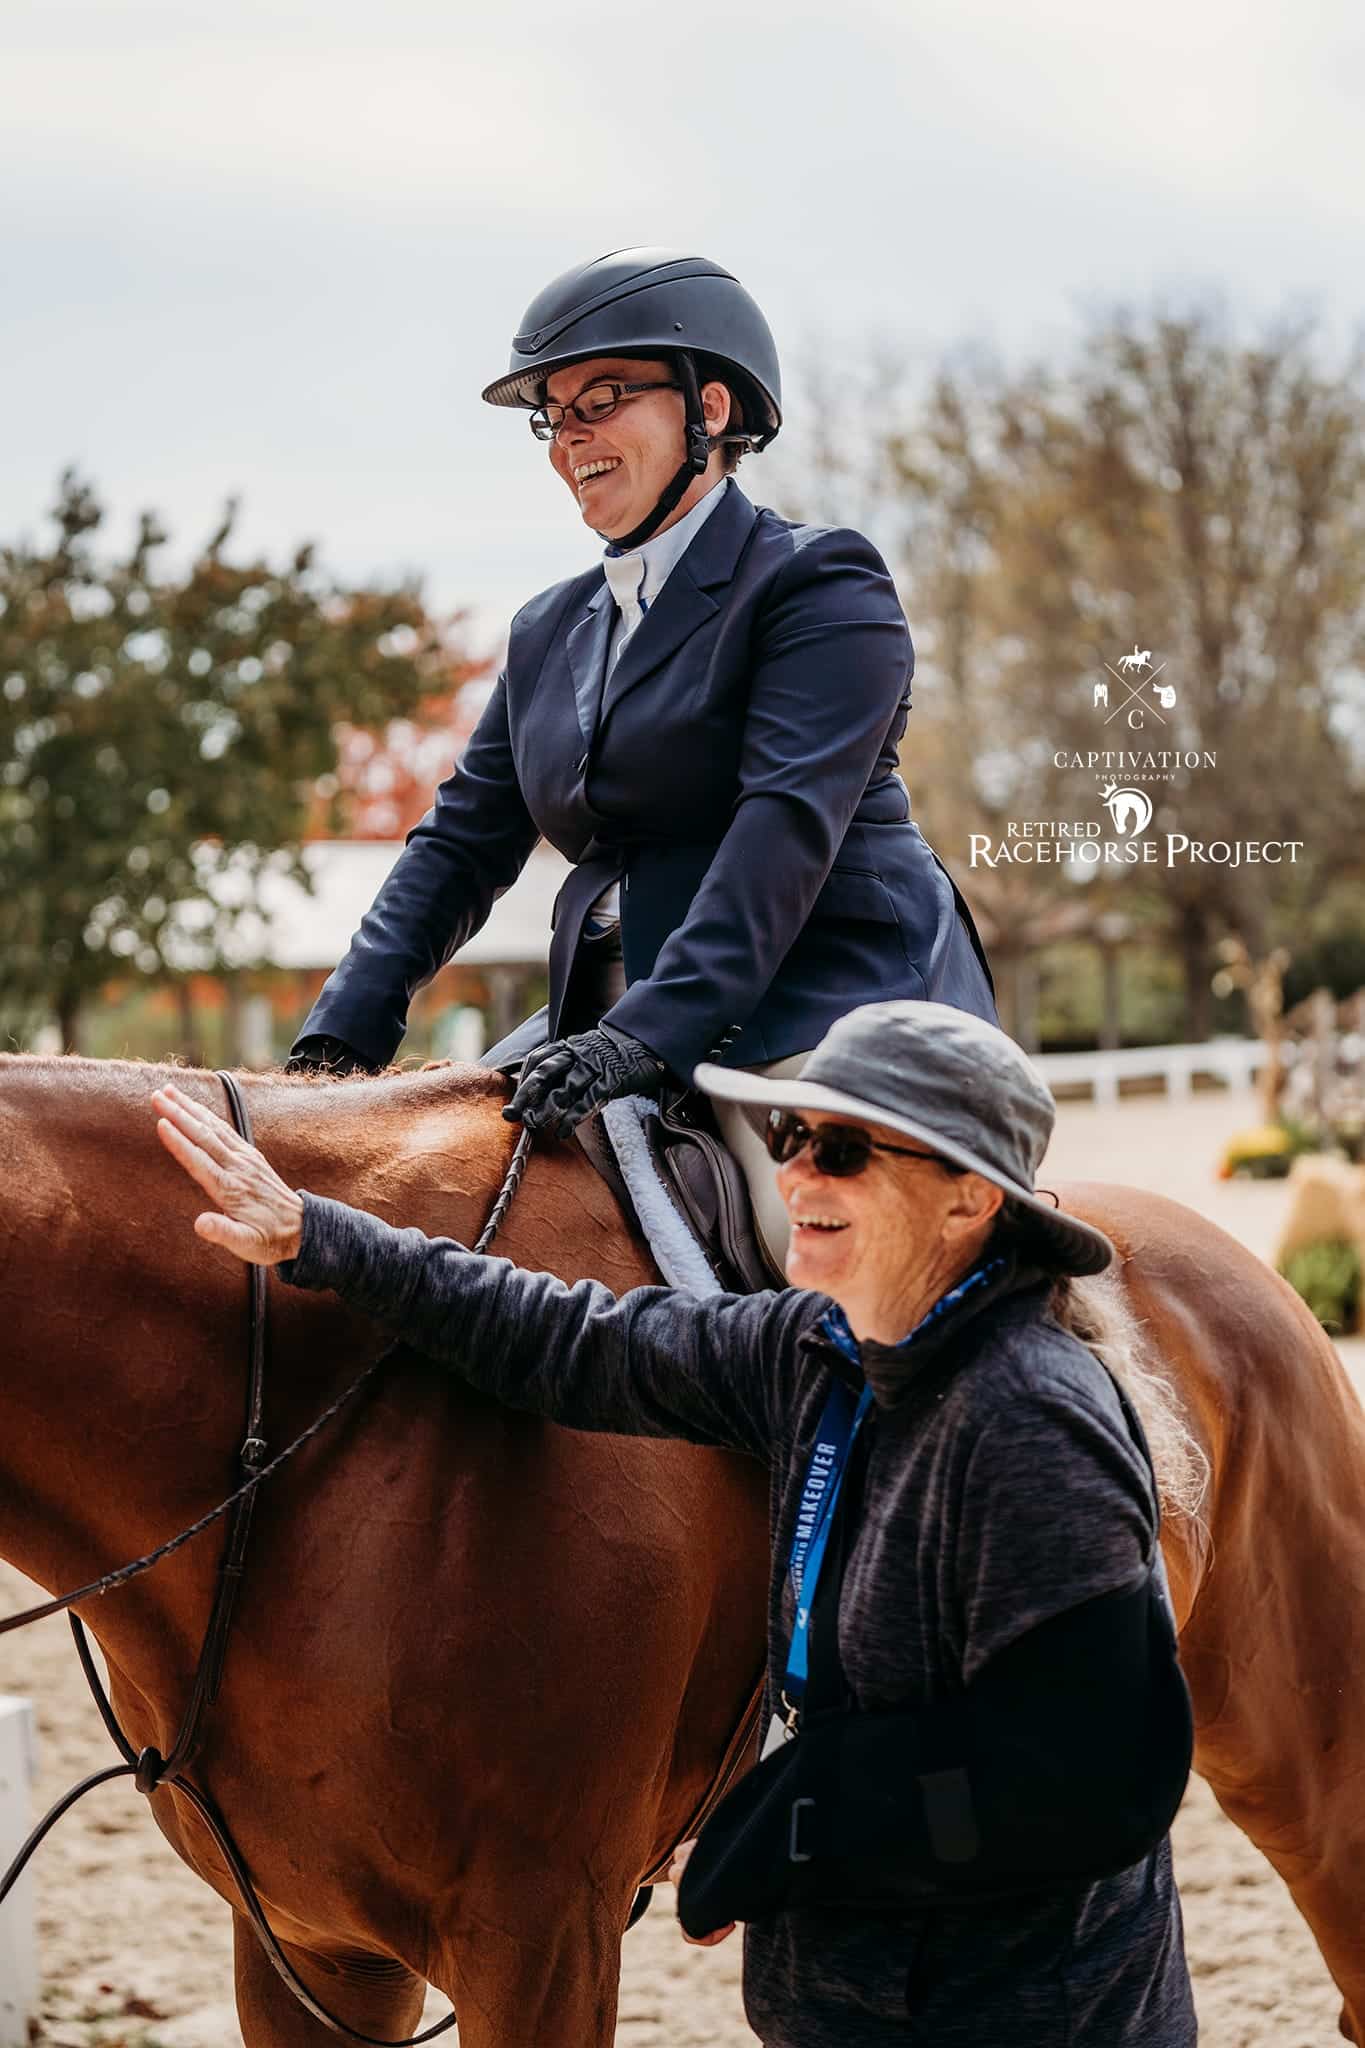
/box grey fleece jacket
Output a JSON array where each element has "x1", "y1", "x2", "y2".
[{"x1": 282, "y1": 1194, "x2": 1195, "y2": 2048}]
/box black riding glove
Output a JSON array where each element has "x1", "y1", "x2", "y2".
[
  {"x1": 286, "y1": 1034, "x2": 373, "y2": 1078},
  {"x1": 503, "y1": 1023, "x2": 671, "y2": 1141}
]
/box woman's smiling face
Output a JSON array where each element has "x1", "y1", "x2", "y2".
[
  {"x1": 543, "y1": 355, "x2": 732, "y2": 540},
  {"x1": 777, "y1": 1111, "x2": 1004, "y2": 1344}
]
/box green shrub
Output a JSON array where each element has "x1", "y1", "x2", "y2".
[{"x1": 1278, "y1": 1239, "x2": 1363, "y2": 1334}]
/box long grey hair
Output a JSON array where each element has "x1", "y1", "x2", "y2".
[{"x1": 1045, "y1": 1258, "x2": 1211, "y2": 1529}]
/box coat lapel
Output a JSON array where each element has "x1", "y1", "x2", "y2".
[
  {"x1": 565, "y1": 581, "x2": 614, "y2": 748},
  {"x1": 600, "y1": 483, "x2": 760, "y2": 726}
]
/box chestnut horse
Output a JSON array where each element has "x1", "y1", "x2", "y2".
[{"x1": 4, "y1": 1052, "x2": 1365, "y2": 2045}]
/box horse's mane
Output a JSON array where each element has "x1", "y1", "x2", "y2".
[
  {"x1": 0, "y1": 1050, "x2": 509, "y2": 1105},
  {"x1": 1050, "y1": 1265, "x2": 1212, "y2": 1534},
  {"x1": 0, "y1": 1052, "x2": 537, "y2": 1278}
]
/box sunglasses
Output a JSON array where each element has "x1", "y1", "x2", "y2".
[{"x1": 763, "y1": 1110, "x2": 965, "y2": 1180}]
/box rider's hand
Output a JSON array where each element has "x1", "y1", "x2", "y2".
[
  {"x1": 285, "y1": 1034, "x2": 371, "y2": 1077},
  {"x1": 666, "y1": 1839, "x2": 736, "y2": 1947},
  {"x1": 153, "y1": 1083, "x2": 304, "y2": 1267},
  {"x1": 503, "y1": 1023, "x2": 670, "y2": 1141}
]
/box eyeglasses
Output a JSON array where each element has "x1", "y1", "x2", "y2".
[
  {"x1": 763, "y1": 1110, "x2": 965, "y2": 1180},
  {"x1": 528, "y1": 379, "x2": 682, "y2": 442}
]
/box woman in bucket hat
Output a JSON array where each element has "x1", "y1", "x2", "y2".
[
  {"x1": 288, "y1": 248, "x2": 996, "y2": 1270},
  {"x1": 155, "y1": 1000, "x2": 1201, "y2": 2047}
]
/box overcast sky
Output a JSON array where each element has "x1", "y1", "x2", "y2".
[{"x1": 3, "y1": 0, "x2": 1361, "y2": 655}]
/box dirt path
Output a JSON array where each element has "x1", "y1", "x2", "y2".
[{"x1": 3, "y1": 1084, "x2": 1358, "y2": 2044}]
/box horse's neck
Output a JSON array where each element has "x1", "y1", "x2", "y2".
[
  {"x1": 0, "y1": 1066, "x2": 208, "y2": 1651},
  {"x1": 250, "y1": 1073, "x2": 654, "y2": 1294},
  {"x1": 0, "y1": 1056, "x2": 649, "y2": 1623},
  {"x1": 252, "y1": 1065, "x2": 654, "y2": 1293},
  {"x1": 246, "y1": 1063, "x2": 525, "y2": 1246}
]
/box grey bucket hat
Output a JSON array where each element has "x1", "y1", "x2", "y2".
[{"x1": 695, "y1": 1000, "x2": 1114, "y2": 1277}]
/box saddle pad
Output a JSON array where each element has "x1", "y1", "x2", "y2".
[{"x1": 599, "y1": 1096, "x2": 724, "y2": 1297}]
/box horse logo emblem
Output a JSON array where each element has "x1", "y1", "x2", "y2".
[
  {"x1": 1100, "y1": 782, "x2": 1153, "y2": 836},
  {"x1": 1097, "y1": 639, "x2": 1172, "y2": 727}
]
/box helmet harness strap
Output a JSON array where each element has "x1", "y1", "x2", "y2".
[{"x1": 600, "y1": 350, "x2": 714, "y2": 552}]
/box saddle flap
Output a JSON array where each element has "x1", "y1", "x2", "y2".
[
  {"x1": 577, "y1": 1093, "x2": 783, "y2": 1296},
  {"x1": 647, "y1": 1096, "x2": 782, "y2": 1295}
]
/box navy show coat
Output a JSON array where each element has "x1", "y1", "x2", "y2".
[{"x1": 297, "y1": 481, "x2": 996, "y2": 1078}]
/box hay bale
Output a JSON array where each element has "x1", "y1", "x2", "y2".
[
  {"x1": 1275, "y1": 1156, "x2": 1364, "y2": 1262},
  {"x1": 1340, "y1": 1169, "x2": 1365, "y2": 1259},
  {"x1": 1275, "y1": 1156, "x2": 1365, "y2": 1333}
]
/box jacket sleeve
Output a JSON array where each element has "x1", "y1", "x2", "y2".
[
  {"x1": 281, "y1": 1191, "x2": 820, "y2": 1459},
  {"x1": 603, "y1": 527, "x2": 913, "y2": 1076},
  {"x1": 292, "y1": 669, "x2": 540, "y2": 1068}
]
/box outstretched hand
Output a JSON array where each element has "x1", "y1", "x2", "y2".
[{"x1": 153, "y1": 1082, "x2": 304, "y2": 1267}]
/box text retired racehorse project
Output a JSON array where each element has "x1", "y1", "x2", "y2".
[{"x1": 4, "y1": 1055, "x2": 1365, "y2": 2046}]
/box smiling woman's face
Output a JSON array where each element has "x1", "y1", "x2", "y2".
[
  {"x1": 542, "y1": 355, "x2": 733, "y2": 541},
  {"x1": 778, "y1": 1111, "x2": 1004, "y2": 1343}
]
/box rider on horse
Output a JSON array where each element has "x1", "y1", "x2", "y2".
[{"x1": 288, "y1": 247, "x2": 996, "y2": 1265}]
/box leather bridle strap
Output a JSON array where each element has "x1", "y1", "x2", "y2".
[
  {"x1": 63, "y1": 1073, "x2": 270, "y2": 1802},
  {"x1": 196, "y1": 1069, "x2": 268, "y2": 1709},
  {"x1": 0, "y1": 1075, "x2": 532, "y2": 2044}
]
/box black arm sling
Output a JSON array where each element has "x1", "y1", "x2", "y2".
[{"x1": 678, "y1": 1376, "x2": 1194, "y2": 1939}]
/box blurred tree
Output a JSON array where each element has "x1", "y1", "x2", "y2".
[
  {"x1": 1282, "y1": 880, "x2": 1365, "y2": 1006},
  {"x1": 314, "y1": 677, "x2": 493, "y2": 840},
  {"x1": 776, "y1": 310, "x2": 1365, "y2": 1038},
  {"x1": 0, "y1": 472, "x2": 484, "y2": 1050}
]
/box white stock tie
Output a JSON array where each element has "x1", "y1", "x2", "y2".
[{"x1": 603, "y1": 552, "x2": 650, "y2": 671}]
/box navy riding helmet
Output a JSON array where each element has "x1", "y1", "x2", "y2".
[{"x1": 482, "y1": 247, "x2": 782, "y2": 548}]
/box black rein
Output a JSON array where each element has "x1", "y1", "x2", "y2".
[{"x1": 0, "y1": 1072, "x2": 534, "y2": 2045}]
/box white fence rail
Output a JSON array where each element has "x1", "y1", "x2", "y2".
[
  {"x1": 1032, "y1": 1038, "x2": 1273, "y2": 1105},
  {"x1": 0, "y1": 1697, "x2": 37, "y2": 2048}
]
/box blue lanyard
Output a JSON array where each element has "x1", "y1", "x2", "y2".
[
  {"x1": 783, "y1": 1379, "x2": 875, "y2": 1713},
  {"x1": 776, "y1": 1259, "x2": 1007, "y2": 1726}
]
